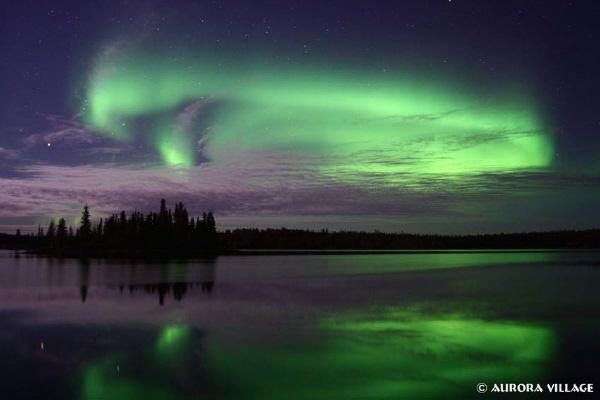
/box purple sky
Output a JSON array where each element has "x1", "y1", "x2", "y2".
[{"x1": 1, "y1": 1, "x2": 600, "y2": 234}]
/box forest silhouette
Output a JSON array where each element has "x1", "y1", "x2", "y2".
[
  {"x1": 220, "y1": 227, "x2": 600, "y2": 250},
  {"x1": 1, "y1": 200, "x2": 599, "y2": 255},
  {"x1": 3, "y1": 199, "x2": 218, "y2": 257}
]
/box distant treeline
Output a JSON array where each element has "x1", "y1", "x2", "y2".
[
  {"x1": 0, "y1": 199, "x2": 217, "y2": 257},
  {"x1": 2, "y1": 213, "x2": 600, "y2": 255},
  {"x1": 218, "y1": 227, "x2": 600, "y2": 250}
]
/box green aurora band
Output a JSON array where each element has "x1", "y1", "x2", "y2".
[{"x1": 83, "y1": 50, "x2": 553, "y2": 175}]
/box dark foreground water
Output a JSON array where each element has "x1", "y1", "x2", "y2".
[{"x1": 0, "y1": 250, "x2": 599, "y2": 399}]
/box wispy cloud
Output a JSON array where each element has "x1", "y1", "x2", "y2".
[
  {"x1": 0, "y1": 147, "x2": 20, "y2": 160},
  {"x1": 1, "y1": 146, "x2": 599, "y2": 233},
  {"x1": 82, "y1": 146, "x2": 128, "y2": 155},
  {"x1": 23, "y1": 114, "x2": 98, "y2": 147}
]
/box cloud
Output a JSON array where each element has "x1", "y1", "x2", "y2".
[
  {"x1": 1, "y1": 146, "x2": 599, "y2": 233},
  {"x1": 0, "y1": 147, "x2": 20, "y2": 160},
  {"x1": 22, "y1": 115, "x2": 98, "y2": 147},
  {"x1": 82, "y1": 147, "x2": 128, "y2": 155}
]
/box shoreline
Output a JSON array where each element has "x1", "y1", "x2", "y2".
[{"x1": 3, "y1": 247, "x2": 600, "y2": 260}]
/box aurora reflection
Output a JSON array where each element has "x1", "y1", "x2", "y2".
[{"x1": 205, "y1": 310, "x2": 557, "y2": 399}]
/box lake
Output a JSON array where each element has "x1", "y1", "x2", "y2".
[{"x1": 1, "y1": 250, "x2": 599, "y2": 399}]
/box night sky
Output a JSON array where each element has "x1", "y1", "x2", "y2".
[{"x1": 1, "y1": 0, "x2": 599, "y2": 233}]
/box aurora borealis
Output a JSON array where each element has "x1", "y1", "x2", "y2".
[
  {"x1": 1, "y1": 0, "x2": 600, "y2": 232},
  {"x1": 2, "y1": 3, "x2": 600, "y2": 398},
  {"x1": 84, "y1": 45, "x2": 553, "y2": 173},
  {"x1": 85, "y1": 51, "x2": 553, "y2": 173}
]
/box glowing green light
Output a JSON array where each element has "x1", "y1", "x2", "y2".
[
  {"x1": 83, "y1": 49, "x2": 553, "y2": 174},
  {"x1": 155, "y1": 325, "x2": 190, "y2": 351},
  {"x1": 82, "y1": 354, "x2": 182, "y2": 400},
  {"x1": 156, "y1": 137, "x2": 194, "y2": 167},
  {"x1": 205, "y1": 310, "x2": 556, "y2": 399}
]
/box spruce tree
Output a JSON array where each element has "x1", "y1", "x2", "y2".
[
  {"x1": 97, "y1": 218, "x2": 103, "y2": 238},
  {"x1": 47, "y1": 221, "x2": 56, "y2": 239},
  {"x1": 57, "y1": 218, "x2": 67, "y2": 239},
  {"x1": 80, "y1": 205, "x2": 91, "y2": 239}
]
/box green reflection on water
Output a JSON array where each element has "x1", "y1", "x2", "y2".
[
  {"x1": 155, "y1": 325, "x2": 190, "y2": 353},
  {"x1": 79, "y1": 310, "x2": 557, "y2": 399},
  {"x1": 206, "y1": 309, "x2": 557, "y2": 399},
  {"x1": 82, "y1": 353, "x2": 183, "y2": 400},
  {"x1": 82, "y1": 325, "x2": 192, "y2": 400}
]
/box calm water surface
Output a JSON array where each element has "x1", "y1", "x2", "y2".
[{"x1": 1, "y1": 250, "x2": 599, "y2": 399}]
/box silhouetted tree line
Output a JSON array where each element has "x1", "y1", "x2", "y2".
[
  {"x1": 1, "y1": 199, "x2": 218, "y2": 257},
  {"x1": 219, "y1": 227, "x2": 600, "y2": 250},
  {"x1": 3, "y1": 217, "x2": 600, "y2": 253}
]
